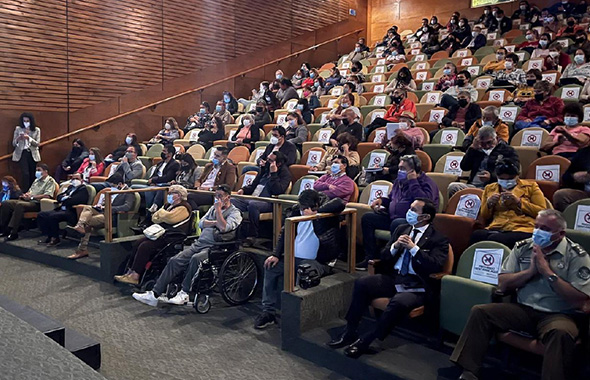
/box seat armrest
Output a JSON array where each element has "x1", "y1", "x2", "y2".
[
  {"x1": 429, "y1": 272, "x2": 448, "y2": 280},
  {"x1": 40, "y1": 199, "x2": 58, "y2": 212},
  {"x1": 89, "y1": 176, "x2": 108, "y2": 183}
]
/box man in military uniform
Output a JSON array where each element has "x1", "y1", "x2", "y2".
[{"x1": 450, "y1": 209, "x2": 590, "y2": 380}]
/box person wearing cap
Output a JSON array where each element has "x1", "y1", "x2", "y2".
[
  {"x1": 469, "y1": 158, "x2": 545, "y2": 249},
  {"x1": 364, "y1": 88, "x2": 417, "y2": 138},
  {"x1": 393, "y1": 111, "x2": 425, "y2": 149},
  {"x1": 115, "y1": 185, "x2": 192, "y2": 285},
  {"x1": 131, "y1": 185, "x2": 242, "y2": 307}
]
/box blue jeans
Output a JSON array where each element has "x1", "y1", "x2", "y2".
[{"x1": 231, "y1": 198, "x2": 273, "y2": 237}]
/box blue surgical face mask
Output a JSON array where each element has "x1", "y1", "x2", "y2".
[
  {"x1": 482, "y1": 120, "x2": 493, "y2": 127},
  {"x1": 199, "y1": 108, "x2": 206, "y2": 114},
  {"x1": 310, "y1": 72, "x2": 316, "y2": 78},
  {"x1": 125, "y1": 136, "x2": 133, "y2": 145},
  {"x1": 532, "y1": 228, "x2": 555, "y2": 248},
  {"x1": 167, "y1": 194, "x2": 175, "y2": 204},
  {"x1": 224, "y1": 96, "x2": 230, "y2": 103},
  {"x1": 397, "y1": 169, "x2": 407, "y2": 180},
  {"x1": 564, "y1": 116, "x2": 578, "y2": 127},
  {"x1": 497, "y1": 178, "x2": 517, "y2": 190},
  {"x1": 2, "y1": 183, "x2": 8, "y2": 191},
  {"x1": 443, "y1": 68, "x2": 451, "y2": 75},
  {"x1": 296, "y1": 104, "x2": 304, "y2": 111},
  {"x1": 35, "y1": 171, "x2": 42, "y2": 179},
  {"x1": 212, "y1": 158, "x2": 220, "y2": 166},
  {"x1": 406, "y1": 209, "x2": 420, "y2": 225},
  {"x1": 330, "y1": 163, "x2": 341, "y2": 174},
  {"x1": 215, "y1": 105, "x2": 222, "y2": 112},
  {"x1": 88, "y1": 154, "x2": 95, "y2": 161}
]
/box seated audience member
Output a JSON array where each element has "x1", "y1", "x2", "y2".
[
  {"x1": 295, "y1": 98, "x2": 313, "y2": 124},
  {"x1": 385, "y1": 43, "x2": 406, "y2": 64},
  {"x1": 313, "y1": 156, "x2": 355, "y2": 203},
  {"x1": 104, "y1": 133, "x2": 141, "y2": 164},
  {"x1": 67, "y1": 174, "x2": 135, "y2": 259},
  {"x1": 435, "y1": 63, "x2": 458, "y2": 92},
  {"x1": 37, "y1": 173, "x2": 89, "y2": 246},
  {"x1": 544, "y1": 43, "x2": 571, "y2": 72},
  {"x1": 222, "y1": 91, "x2": 238, "y2": 114},
  {"x1": 254, "y1": 189, "x2": 345, "y2": 329},
  {"x1": 255, "y1": 126, "x2": 298, "y2": 168},
  {"x1": 451, "y1": 209, "x2": 590, "y2": 380},
  {"x1": 469, "y1": 159, "x2": 545, "y2": 248},
  {"x1": 350, "y1": 62, "x2": 366, "y2": 83},
  {"x1": 313, "y1": 76, "x2": 327, "y2": 98},
  {"x1": 313, "y1": 132, "x2": 360, "y2": 176},
  {"x1": 357, "y1": 154, "x2": 439, "y2": 270},
  {"x1": 428, "y1": 16, "x2": 442, "y2": 33},
  {"x1": 77, "y1": 147, "x2": 105, "y2": 182},
  {"x1": 55, "y1": 139, "x2": 89, "y2": 181},
  {"x1": 187, "y1": 147, "x2": 237, "y2": 208},
  {"x1": 148, "y1": 118, "x2": 180, "y2": 146},
  {"x1": 302, "y1": 85, "x2": 321, "y2": 110},
  {"x1": 0, "y1": 163, "x2": 57, "y2": 241},
  {"x1": 292, "y1": 69, "x2": 305, "y2": 89},
  {"x1": 491, "y1": 53, "x2": 526, "y2": 88},
  {"x1": 325, "y1": 67, "x2": 343, "y2": 92},
  {"x1": 511, "y1": 0, "x2": 532, "y2": 21},
  {"x1": 301, "y1": 69, "x2": 317, "y2": 89},
  {"x1": 213, "y1": 100, "x2": 234, "y2": 126},
  {"x1": 171, "y1": 153, "x2": 201, "y2": 189},
  {"x1": 560, "y1": 49, "x2": 590, "y2": 86},
  {"x1": 441, "y1": 71, "x2": 478, "y2": 107},
  {"x1": 512, "y1": 69, "x2": 542, "y2": 106},
  {"x1": 357, "y1": 37, "x2": 370, "y2": 52},
  {"x1": 412, "y1": 18, "x2": 430, "y2": 40},
  {"x1": 131, "y1": 185, "x2": 240, "y2": 305},
  {"x1": 554, "y1": 141, "x2": 590, "y2": 211},
  {"x1": 285, "y1": 112, "x2": 308, "y2": 147},
  {"x1": 514, "y1": 81, "x2": 565, "y2": 131},
  {"x1": 233, "y1": 152, "x2": 291, "y2": 244},
  {"x1": 92, "y1": 145, "x2": 144, "y2": 192},
  {"x1": 567, "y1": 30, "x2": 590, "y2": 55},
  {"x1": 477, "y1": 6, "x2": 494, "y2": 28},
  {"x1": 328, "y1": 198, "x2": 449, "y2": 358},
  {"x1": 195, "y1": 116, "x2": 224, "y2": 151},
  {"x1": 453, "y1": 18, "x2": 472, "y2": 47},
  {"x1": 334, "y1": 82, "x2": 360, "y2": 108},
  {"x1": 348, "y1": 42, "x2": 369, "y2": 63},
  {"x1": 483, "y1": 47, "x2": 508, "y2": 73},
  {"x1": 466, "y1": 26, "x2": 486, "y2": 52},
  {"x1": 557, "y1": 16, "x2": 584, "y2": 38},
  {"x1": 393, "y1": 111, "x2": 424, "y2": 149},
  {"x1": 490, "y1": 9, "x2": 512, "y2": 34},
  {"x1": 542, "y1": 102, "x2": 590, "y2": 159},
  {"x1": 327, "y1": 94, "x2": 361, "y2": 124},
  {"x1": 548, "y1": 0, "x2": 575, "y2": 15},
  {"x1": 0, "y1": 176, "x2": 22, "y2": 202},
  {"x1": 228, "y1": 114, "x2": 260, "y2": 151},
  {"x1": 329, "y1": 109, "x2": 363, "y2": 145},
  {"x1": 364, "y1": 88, "x2": 417, "y2": 137},
  {"x1": 137, "y1": 144, "x2": 180, "y2": 209},
  {"x1": 252, "y1": 100, "x2": 273, "y2": 127},
  {"x1": 421, "y1": 33, "x2": 442, "y2": 56},
  {"x1": 449, "y1": 127, "x2": 518, "y2": 198},
  {"x1": 463, "y1": 106, "x2": 509, "y2": 149},
  {"x1": 277, "y1": 78, "x2": 299, "y2": 107},
  {"x1": 184, "y1": 102, "x2": 212, "y2": 133},
  {"x1": 581, "y1": 78, "x2": 590, "y2": 103},
  {"x1": 439, "y1": 90, "x2": 482, "y2": 133},
  {"x1": 531, "y1": 33, "x2": 551, "y2": 58},
  {"x1": 115, "y1": 185, "x2": 191, "y2": 285},
  {"x1": 385, "y1": 67, "x2": 417, "y2": 94},
  {"x1": 517, "y1": 29, "x2": 539, "y2": 53},
  {"x1": 370, "y1": 132, "x2": 415, "y2": 183}
]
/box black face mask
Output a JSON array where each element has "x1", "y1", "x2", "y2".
[
  {"x1": 457, "y1": 79, "x2": 465, "y2": 87},
  {"x1": 391, "y1": 95, "x2": 402, "y2": 104},
  {"x1": 577, "y1": 38, "x2": 586, "y2": 44},
  {"x1": 351, "y1": 67, "x2": 359, "y2": 73},
  {"x1": 161, "y1": 152, "x2": 168, "y2": 160},
  {"x1": 255, "y1": 106, "x2": 263, "y2": 112},
  {"x1": 342, "y1": 118, "x2": 351, "y2": 126},
  {"x1": 458, "y1": 99, "x2": 468, "y2": 108},
  {"x1": 526, "y1": 79, "x2": 536, "y2": 86},
  {"x1": 534, "y1": 93, "x2": 545, "y2": 102}
]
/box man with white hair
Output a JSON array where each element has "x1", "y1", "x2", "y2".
[
  {"x1": 463, "y1": 106, "x2": 510, "y2": 149},
  {"x1": 451, "y1": 209, "x2": 590, "y2": 380}
]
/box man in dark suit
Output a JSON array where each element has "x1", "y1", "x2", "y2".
[
  {"x1": 328, "y1": 198, "x2": 449, "y2": 358},
  {"x1": 257, "y1": 126, "x2": 298, "y2": 167},
  {"x1": 37, "y1": 172, "x2": 89, "y2": 247},
  {"x1": 143, "y1": 143, "x2": 180, "y2": 208}
]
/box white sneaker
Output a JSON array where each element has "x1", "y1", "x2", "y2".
[
  {"x1": 132, "y1": 291, "x2": 158, "y2": 307},
  {"x1": 157, "y1": 294, "x2": 171, "y2": 303},
  {"x1": 167, "y1": 290, "x2": 189, "y2": 305}
]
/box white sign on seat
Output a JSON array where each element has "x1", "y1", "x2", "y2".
[
  {"x1": 298, "y1": 178, "x2": 316, "y2": 194},
  {"x1": 440, "y1": 129, "x2": 459, "y2": 145},
  {"x1": 470, "y1": 248, "x2": 503, "y2": 285},
  {"x1": 317, "y1": 129, "x2": 332, "y2": 144},
  {"x1": 367, "y1": 152, "x2": 387, "y2": 169},
  {"x1": 306, "y1": 151, "x2": 323, "y2": 167},
  {"x1": 521, "y1": 130, "x2": 543, "y2": 147},
  {"x1": 455, "y1": 194, "x2": 481, "y2": 219},
  {"x1": 443, "y1": 155, "x2": 463, "y2": 175},
  {"x1": 368, "y1": 185, "x2": 390, "y2": 205},
  {"x1": 535, "y1": 164, "x2": 560, "y2": 183},
  {"x1": 429, "y1": 109, "x2": 445, "y2": 123},
  {"x1": 500, "y1": 106, "x2": 518, "y2": 122}
]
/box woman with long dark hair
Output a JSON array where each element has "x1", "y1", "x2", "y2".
[{"x1": 12, "y1": 112, "x2": 41, "y2": 190}]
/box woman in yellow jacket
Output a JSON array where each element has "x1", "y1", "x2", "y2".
[{"x1": 470, "y1": 159, "x2": 546, "y2": 248}]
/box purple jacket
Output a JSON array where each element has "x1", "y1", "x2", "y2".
[
  {"x1": 313, "y1": 173, "x2": 355, "y2": 203},
  {"x1": 381, "y1": 173, "x2": 439, "y2": 219}
]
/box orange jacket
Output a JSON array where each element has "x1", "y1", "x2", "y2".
[{"x1": 384, "y1": 98, "x2": 417, "y2": 122}]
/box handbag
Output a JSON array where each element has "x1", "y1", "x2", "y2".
[
  {"x1": 213, "y1": 228, "x2": 237, "y2": 242},
  {"x1": 143, "y1": 224, "x2": 166, "y2": 241}
]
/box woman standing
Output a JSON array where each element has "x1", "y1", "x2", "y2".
[{"x1": 12, "y1": 112, "x2": 41, "y2": 190}]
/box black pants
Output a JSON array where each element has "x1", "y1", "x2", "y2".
[
  {"x1": 19, "y1": 150, "x2": 37, "y2": 191},
  {"x1": 364, "y1": 117, "x2": 389, "y2": 139},
  {"x1": 129, "y1": 236, "x2": 169, "y2": 275},
  {"x1": 469, "y1": 229, "x2": 531, "y2": 249},
  {"x1": 37, "y1": 210, "x2": 77, "y2": 238},
  {"x1": 345, "y1": 273, "x2": 425, "y2": 342}
]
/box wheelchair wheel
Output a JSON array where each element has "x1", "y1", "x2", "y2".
[
  {"x1": 194, "y1": 294, "x2": 211, "y2": 314},
  {"x1": 218, "y1": 251, "x2": 259, "y2": 306},
  {"x1": 140, "y1": 279, "x2": 156, "y2": 292}
]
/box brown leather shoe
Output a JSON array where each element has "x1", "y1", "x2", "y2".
[{"x1": 67, "y1": 250, "x2": 88, "y2": 260}]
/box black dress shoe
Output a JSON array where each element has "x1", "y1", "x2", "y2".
[
  {"x1": 344, "y1": 339, "x2": 370, "y2": 359},
  {"x1": 0, "y1": 231, "x2": 10, "y2": 238},
  {"x1": 38, "y1": 237, "x2": 51, "y2": 245},
  {"x1": 5, "y1": 233, "x2": 19, "y2": 242},
  {"x1": 327, "y1": 329, "x2": 358, "y2": 349}
]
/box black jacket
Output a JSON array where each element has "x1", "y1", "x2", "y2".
[
  {"x1": 273, "y1": 194, "x2": 346, "y2": 264},
  {"x1": 55, "y1": 185, "x2": 89, "y2": 212},
  {"x1": 62, "y1": 148, "x2": 89, "y2": 171},
  {"x1": 330, "y1": 121, "x2": 363, "y2": 144},
  {"x1": 111, "y1": 143, "x2": 142, "y2": 161},
  {"x1": 461, "y1": 141, "x2": 519, "y2": 184},
  {"x1": 489, "y1": 16, "x2": 512, "y2": 35},
  {"x1": 380, "y1": 223, "x2": 449, "y2": 290},
  {"x1": 150, "y1": 159, "x2": 180, "y2": 184},
  {"x1": 470, "y1": 34, "x2": 487, "y2": 52},
  {"x1": 230, "y1": 124, "x2": 261, "y2": 147},
  {"x1": 197, "y1": 127, "x2": 224, "y2": 151},
  {"x1": 258, "y1": 140, "x2": 298, "y2": 166},
  {"x1": 442, "y1": 103, "x2": 482, "y2": 131},
  {"x1": 562, "y1": 146, "x2": 590, "y2": 190},
  {"x1": 375, "y1": 146, "x2": 415, "y2": 182},
  {"x1": 242, "y1": 164, "x2": 291, "y2": 197}
]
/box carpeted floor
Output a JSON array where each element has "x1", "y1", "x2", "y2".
[{"x1": 0, "y1": 254, "x2": 348, "y2": 380}]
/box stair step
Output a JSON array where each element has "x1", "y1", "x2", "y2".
[{"x1": 64, "y1": 329, "x2": 101, "y2": 370}]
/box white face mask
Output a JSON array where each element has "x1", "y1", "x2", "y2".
[
  {"x1": 243, "y1": 119, "x2": 252, "y2": 127},
  {"x1": 125, "y1": 137, "x2": 133, "y2": 145},
  {"x1": 23, "y1": 121, "x2": 31, "y2": 128},
  {"x1": 504, "y1": 61, "x2": 513, "y2": 70},
  {"x1": 164, "y1": 123, "x2": 171, "y2": 130},
  {"x1": 70, "y1": 179, "x2": 82, "y2": 187},
  {"x1": 270, "y1": 136, "x2": 279, "y2": 145},
  {"x1": 482, "y1": 148, "x2": 493, "y2": 155}
]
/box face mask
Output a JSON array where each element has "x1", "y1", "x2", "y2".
[
  {"x1": 125, "y1": 137, "x2": 133, "y2": 145},
  {"x1": 160, "y1": 152, "x2": 168, "y2": 160},
  {"x1": 420, "y1": 36, "x2": 428, "y2": 43},
  {"x1": 484, "y1": 10, "x2": 490, "y2": 15},
  {"x1": 341, "y1": 103, "x2": 350, "y2": 108},
  {"x1": 199, "y1": 108, "x2": 206, "y2": 114},
  {"x1": 504, "y1": 61, "x2": 513, "y2": 70},
  {"x1": 450, "y1": 19, "x2": 456, "y2": 24},
  {"x1": 397, "y1": 169, "x2": 407, "y2": 180},
  {"x1": 310, "y1": 72, "x2": 316, "y2": 78},
  {"x1": 35, "y1": 171, "x2": 42, "y2": 179},
  {"x1": 351, "y1": 66, "x2": 359, "y2": 73},
  {"x1": 539, "y1": 40, "x2": 548, "y2": 48},
  {"x1": 532, "y1": 228, "x2": 555, "y2": 248},
  {"x1": 564, "y1": 116, "x2": 579, "y2": 126},
  {"x1": 457, "y1": 79, "x2": 465, "y2": 87},
  {"x1": 520, "y1": 5, "x2": 527, "y2": 10},
  {"x1": 482, "y1": 148, "x2": 493, "y2": 155},
  {"x1": 354, "y1": 47, "x2": 361, "y2": 52},
  {"x1": 391, "y1": 95, "x2": 402, "y2": 104},
  {"x1": 330, "y1": 163, "x2": 341, "y2": 175},
  {"x1": 212, "y1": 158, "x2": 220, "y2": 166},
  {"x1": 575, "y1": 55, "x2": 585, "y2": 64},
  {"x1": 70, "y1": 179, "x2": 81, "y2": 187},
  {"x1": 492, "y1": 10, "x2": 497, "y2": 16},
  {"x1": 472, "y1": 31, "x2": 479, "y2": 37},
  {"x1": 223, "y1": 96, "x2": 230, "y2": 103},
  {"x1": 23, "y1": 121, "x2": 31, "y2": 128},
  {"x1": 577, "y1": 37, "x2": 586, "y2": 44},
  {"x1": 288, "y1": 118, "x2": 297, "y2": 126},
  {"x1": 549, "y1": 51, "x2": 559, "y2": 58},
  {"x1": 167, "y1": 194, "x2": 175, "y2": 204},
  {"x1": 422, "y1": 27, "x2": 428, "y2": 32},
  {"x1": 314, "y1": 81, "x2": 320, "y2": 87},
  {"x1": 215, "y1": 105, "x2": 222, "y2": 112},
  {"x1": 296, "y1": 104, "x2": 304, "y2": 111},
  {"x1": 243, "y1": 119, "x2": 252, "y2": 127},
  {"x1": 405, "y1": 209, "x2": 420, "y2": 226},
  {"x1": 443, "y1": 68, "x2": 451, "y2": 75},
  {"x1": 498, "y1": 178, "x2": 517, "y2": 190},
  {"x1": 276, "y1": 74, "x2": 283, "y2": 80},
  {"x1": 125, "y1": 152, "x2": 134, "y2": 160},
  {"x1": 482, "y1": 120, "x2": 493, "y2": 127},
  {"x1": 526, "y1": 34, "x2": 533, "y2": 41},
  {"x1": 496, "y1": 54, "x2": 505, "y2": 61},
  {"x1": 526, "y1": 79, "x2": 536, "y2": 86},
  {"x1": 534, "y1": 93, "x2": 545, "y2": 102},
  {"x1": 496, "y1": 17, "x2": 503, "y2": 22},
  {"x1": 431, "y1": 19, "x2": 436, "y2": 24},
  {"x1": 458, "y1": 99, "x2": 468, "y2": 108},
  {"x1": 2, "y1": 185, "x2": 8, "y2": 191},
  {"x1": 459, "y1": 22, "x2": 465, "y2": 27},
  {"x1": 255, "y1": 106, "x2": 263, "y2": 112},
  {"x1": 342, "y1": 118, "x2": 351, "y2": 126},
  {"x1": 270, "y1": 136, "x2": 279, "y2": 145},
  {"x1": 164, "y1": 123, "x2": 171, "y2": 130}
]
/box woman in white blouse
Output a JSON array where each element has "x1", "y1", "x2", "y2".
[{"x1": 12, "y1": 112, "x2": 41, "y2": 190}]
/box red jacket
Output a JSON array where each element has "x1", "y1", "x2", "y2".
[
  {"x1": 76, "y1": 158, "x2": 105, "y2": 178},
  {"x1": 384, "y1": 98, "x2": 417, "y2": 122},
  {"x1": 516, "y1": 96, "x2": 564, "y2": 125}
]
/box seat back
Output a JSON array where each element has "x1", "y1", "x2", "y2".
[
  {"x1": 563, "y1": 199, "x2": 590, "y2": 230},
  {"x1": 300, "y1": 147, "x2": 327, "y2": 167},
  {"x1": 433, "y1": 215, "x2": 476, "y2": 270},
  {"x1": 510, "y1": 127, "x2": 550, "y2": 147},
  {"x1": 291, "y1": 175, "x2": 320, "y2": 195},
  {"x1": 524, "y1": 155, "x2": 571, "y2": 184},
  {"x1": 360, "y1": 149, "x2": 390, "y2": 171},
  {"x1": 145, "y1": 144, "x2": 164, "y2": 158},
  {"x1": 186, "y1": 144, "x2": 206, "y2": 160},
  {"x1": 358, "y1": 180, "x2": 393, "y2": 205},
  {"x1": 420, "y1": 107, "x2": 448, "y2": 123},
  {"x1": 363, "y1": 109, "x2": 387, "y2": 127},
  {"x1": 248, "y1": 147, "x2": 267, "y2": 163},
  {"x1": 554, "y1": 84, "x2": 583, "y2": 102},
  {"x1": 415, "y1": 150, "x2": 432, "y2": 172},
  {"x1": 235, "y1": 171, "x2": 259, "y2": 190},
  {"x1": 431, "y1": 127, "x2": 465, "y2": 146},
  {"x1": 445, "y1": 188, "x2": 484, "y2": 214},
  {"x1": 455, "y1": 241, "x2": 511, "y2": 279},
  {"x1": 434, "y1": 152, "x2": 467, "y2": 176},
  {"x1": 228, "y1": 146, "x2": 250, "y2": 163},
  {"x1": 312, "y1": 128, "x2": 335, "y2": 143}
]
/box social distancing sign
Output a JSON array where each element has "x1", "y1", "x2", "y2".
[
  {"x1": 574, "y1": 205, "x2": 590, "y2": 232},
  {"x1": 470, "y1": 248, "x2": 503, "y2": 285},
  {"x1": 298, "y1": 178, "x2": 316, "y2": 195},
  {"x1": 440, "y1": 129, "x2": 459, "y2": 146},
  {"x1": 368, "y1": 152, "x2": 387, "y2": 170},
  {"x1": 443, "y1": 155, "x2": 463, "y2": 176},
  {"x1": 455, "y1": 194, "x2": 481, "y2": 219},
  {"x1": 368, "y1": 185, "x2": 389, "y2": 205},
  {"x1": 535, "y1": 164, "x2": 560, "y2": 183},
  {"x1": 521, "y1": 130, "x2": 543, "y2": 147}
]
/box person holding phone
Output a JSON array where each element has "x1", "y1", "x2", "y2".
[{"x1": 12, "y1": 112, "x2": 41, "y2": 190}]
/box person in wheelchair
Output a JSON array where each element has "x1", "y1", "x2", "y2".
[
  {"x1": 132, "y1": 184, "x2": 242, "y2": 307},
  {"x1": 114, "y1": 185, "x2": 192, "y2": 285},
  {"x1": 254, "y1": 189, "x2": 345, "y2": 329}
]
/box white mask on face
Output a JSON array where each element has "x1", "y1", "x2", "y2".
[
  {"x1": 270, "y1": 136, "x2": 279, "y2": 145},
  {"x1": 23, "y1": 121, "x2": 31, "y2": 128},
  {"x1": 164, "y1": 123, "x2": 171, "y2": 130},
  {"x1": 243, "y1": 119, "x2": 252, "y2": 127}
]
